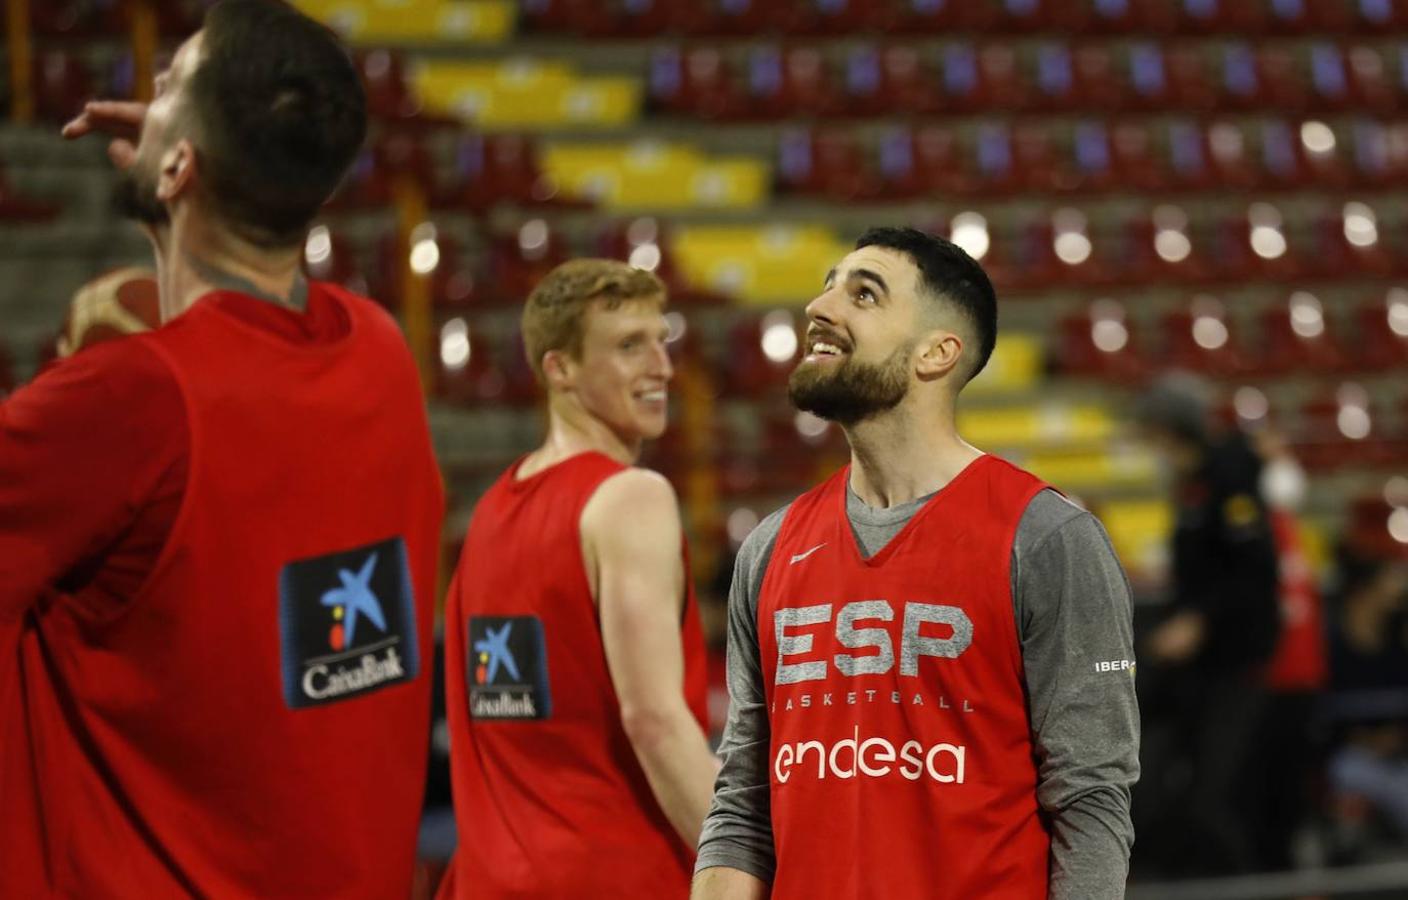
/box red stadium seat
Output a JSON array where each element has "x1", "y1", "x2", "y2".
[
  {"x1": 33, "y1": 51, "x2": 92, "y2": 123},
  {"x1": 1013, "y1": 124, "x2": 1077, "y2": 193},
  {"x1": 1258, "y1": 46, "x2": 1311, "y2": 114},
  {"x1": 1110, "y1": 122, "x2": 1171, "y2": 191},
  {"x1": 721, "y1": 315, "x2": 796, "y2": 399},
  {"x1": 1354, "y1": 0, "x2": 1408, "y2": 31},
  {"x1": 899, "y1": 0, "x2": 968, "y2": 34},
  {"x1": 1074, "y1": 43, "x2": 1126, "y2": 111},
  {"x1": 1166, "y1": 119, "x2": 1216, "y2": 190},
  {"x1": 804, "y1": 0, "x2": 900, "y2": 34},
  {"x1": 776, "y1": 128, "x2": 880, "y2": 201},
  {"x1": 1216, "y1": 42, "x2": 1265, "y2": 111},
  {"x1": 937, "y1": 43, "x2": 983, "y2": 113},
  {"x1": 1206, "y1": 120, "x2": 1260, "y2": 189},
  {"x1": 973, "y1": 122, "x2": 1020, "y2": 195},
  {"x1": 1346, "y1": 45, "x2": 1400, "y2": 112},
  {"x1": 1166, "y1": 43, "x2": 1218, "y2": 111},
  {"x1": 326, "y1": 148, "x2": 394, "y2": 211},
  {"x1": 1294, "y1": 384, "x2": 1398, "y2": 469},
  {"x1": 1160, "y1": 296, "x2": 1251, "y2": 376},
  {"x1": 1306, "y1": 204, "x2": 1396, "y2": 279},
  {"x1": 435, "y1": 134, "x2": 580, "y2": 212},
  {"x1": 1307, "y1": 43, "x2": 1352, "y2": 111},
  {"x1": 845, "y1": 45, "x2": 942, "y2": 116},
  {"x1": 376, "y1": 223, "x2": 477, "y2": 310},
  {"x1": 747, "y1": 45, "x2": 842, "y2": 119},
  {"x1": 1356, "y1": 288, "x2": 1408, "y2": 370},
  {"x1": 1054, "y1": 299, "x2": 1149, "y2": 380},
  {"x1": 433, "y1": 319, "x2": 505, "y2": 407},
  {"x1": 1031, "y1": 41, "x2": 1080, "y2": 112},
  {"x1": 357, "y1": 51, "x2": 421, "y2": 122},
  {"x1": 1085, "y1": 0, "x2": 1135, "y2": 32},
  {"x1": 1255, "y1": 291, "x2": 1349, "y2": 375},
  {"x1": 877, "y1": 125, "x2": 981, "y2": 199},
  {"x1": 486, "y1": 220, "x2": 570, "y2": 304},
  {"x1": 302, "y1": 225, "x2": 364, "y2": 293},
  {"x1": 978, "y1": 44, "x2": 1029, "y2": 111},
  {"x1": 650, "y1": 47, "x2": 749, "y2": 119}
]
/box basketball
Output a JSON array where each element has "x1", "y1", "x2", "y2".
[{"x1": 56, "y1": 266, "x2": 160, "y2": 358}]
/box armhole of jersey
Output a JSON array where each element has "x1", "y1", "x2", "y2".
[{"x1": 121, "y1": 335, "x2": 200, "y2": 612}]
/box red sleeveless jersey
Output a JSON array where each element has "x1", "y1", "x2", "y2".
[
  {"x1": 1265, "y1": 509, "x2": 1328, "y2": 692},
  {"x1": 0, "y1": 285, "x2": 444, "y2": 897},
  {"x1": 439, "y1": 452, "x2": 709, "y2": 899},
  {"x1": 758, "y1": 456, "x2": 1050, "y2": 899}
]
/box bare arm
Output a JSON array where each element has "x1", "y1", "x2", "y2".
[
  {"x1": 692, "y1": 866, "x2": 768, "y2": 899},
  {"x1": 583, "y1": 468, "x2": 717, "y2": 848}
]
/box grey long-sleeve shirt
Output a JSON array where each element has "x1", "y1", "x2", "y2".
[{"x1": 696, "y1": 486, "x2": 1141, "y2": 899}]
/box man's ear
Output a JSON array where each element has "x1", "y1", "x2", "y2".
[
  {"x1": 156, "y1": 138, "x2": 197, "y2": 203},
  {"x1": 542, "y1": 349, "x2": 574, "y2": 392},
  {"x1": 915, "y1": 329, "x2": 965, "y2": 382}
]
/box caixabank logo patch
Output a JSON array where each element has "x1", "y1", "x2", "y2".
[
  {"x1": 278, "y1": 536, "x2": 420, "y2": 710},
  {"x1": 467, "y1": 616, "x2": 552, "y2": 720}
]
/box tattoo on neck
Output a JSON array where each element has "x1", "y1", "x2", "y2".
[{"x1": 188, "y1": 253, "x2": 309, "y2": 311}]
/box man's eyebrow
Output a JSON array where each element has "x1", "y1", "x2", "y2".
[
  {"x1": 823, "y1": 267, "x2": 837, "y2": 287},
  {"x1": 848, "y1": 268, "x2": 890, "y2": 296}
]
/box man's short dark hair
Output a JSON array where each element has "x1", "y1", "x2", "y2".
[
  {"x1": 854, "y1": 226, "x2": 998, "y2": 383},
  {"x1": 190, "y1": 0, "x2": 366, "y2": 247}
]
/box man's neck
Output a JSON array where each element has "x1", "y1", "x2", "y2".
[
  {"x1": 842, "y1": 399, "x2": 983, "y2": 508},
  {"x1": 153, "y1": 219, "x2": 305, "y2": 322},
  {"x1": 519, "y1": 395, "x2": 640, "y2": 478}
]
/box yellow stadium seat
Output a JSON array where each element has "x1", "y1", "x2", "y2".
[
  {"x1": 539, "y1": 143, "x2": 768, "y2": 210},
  {"x1": 293, "y1": 0, "x2": 514, "y2": 43},
  {"x1": 957, "y1": 404, "x2": 1115, "y2": 448},
  {"x1": 671, "y1": 225, "x2": 851, "y2": 303},
  {"x1": 413, "y1": 61, "x2": 640, "y2": 128},
  {"x1": 968, "y1": 334, "x2": 1041, "y2": 394},
  {"x1": 1097, "y1": 500, "x2": 1173, "y2": 576}
]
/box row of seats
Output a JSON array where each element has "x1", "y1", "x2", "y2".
[
  {"x1": 650, "y1": 41, "x2": 1408, "y2": 120},
  {"x1": 1055, "y1": 288, "x2": 1408, "y2": 379},
  {"x1": 523, "y1": 0, "x2": 1408, "y2": 39},
  {"x1": 306, "y1": 200, "x2": 1408, "y2": 313},
  {"x1": 26, "y1": 0, "x2": 210, "y2": 38},
  {"x1": 777, "y1": 119, "x2": 1408, "y2": 200}
]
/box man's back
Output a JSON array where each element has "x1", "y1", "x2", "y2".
[
  {"x1": 0, "y1": 285, "x2": 444, "y2": 897},
  {"x1": 440, "y1": 451, "x2": 708, "y2": 898}
]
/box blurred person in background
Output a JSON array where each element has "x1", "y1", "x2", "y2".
[
  {"x1": 437, "y1": 259, "x2": 714, "y2": 898},
  {"x1": 1249, "y1": 426, "x2": 1329, "y2": 870},
  {"x1": 694, "y1": 227, "x2": 1139, "y2": 900},
  {"x1": 1323, "y1": 539, "x2": 1408, "y2": 859},
  {"x1": 0, "y1": 1, "x2": 444, "y2": 896},
  {"x1": 1136, "y1": 374, "x2": 1281, "y2": 876}
]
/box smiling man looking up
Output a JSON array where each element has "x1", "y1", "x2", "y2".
[
  {"x1": 0, "y1": 2, "x2": 443, "y2": 896},
  {"x1": 693, "y1": 227, "x2": 1140, "y2": 900}
]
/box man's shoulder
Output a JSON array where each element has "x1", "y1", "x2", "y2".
[
  {"x1": 736, "y1": 503, "x2": 792, "y2": 583},
  {"x1": 9, "y1": 337, "x2": 178, "y2": 420}
]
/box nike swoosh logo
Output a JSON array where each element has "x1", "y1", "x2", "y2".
[{"x1": 789, "y1": 543, "x2": 827, "y2": 565}]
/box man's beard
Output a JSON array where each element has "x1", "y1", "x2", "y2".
[
  {"x1": 112, "y1": 162, "x2": 169, "y2": 227},
  {"x1": 788, "y1": 342, "x2": 911, "y2": 426}
]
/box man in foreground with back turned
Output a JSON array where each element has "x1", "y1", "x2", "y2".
[
  {"x1": 693, "y1": 227, "x2": 1140, "y2": 899},
  {"x1": 0, "y1": 2, "x2": 443, "y2": 895},
  {"x1": 437, "y1": 259, "x2": 716, "y2": 898}
]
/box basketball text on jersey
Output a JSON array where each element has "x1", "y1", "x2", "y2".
[
  {"x1": 277, "y1": 536, "x2": 421, "y2": 709},
  {"x1": 467, "y1": 615, "x2": 553, "y2": 720}
]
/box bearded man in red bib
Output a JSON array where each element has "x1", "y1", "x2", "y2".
[{"x1": 693, "y1": 227, "x2": 1140, "y2": 900}]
